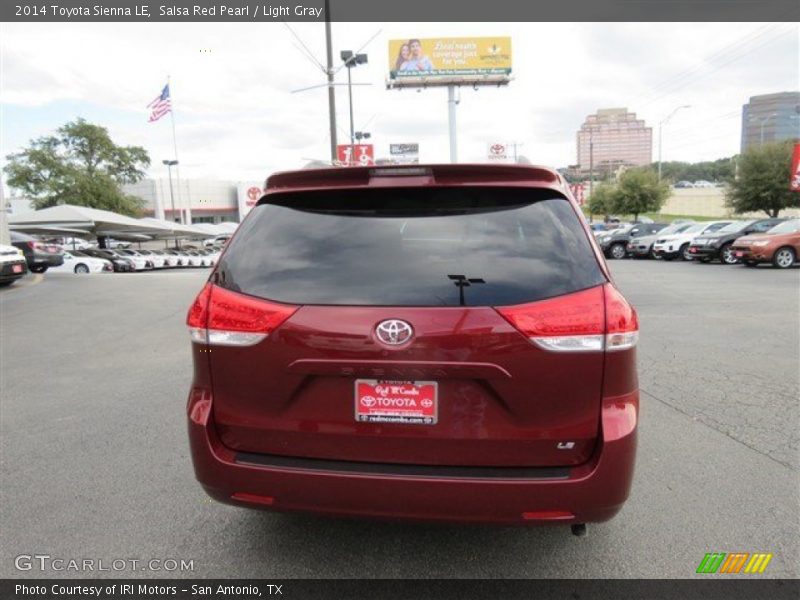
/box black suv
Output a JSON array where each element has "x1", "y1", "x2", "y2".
[
  {"x1": 10, "y1": 231, "x2": 64, "y2": 273},
  {"x1": 688, "y1": 218, "x2": 784, "y2": 264},
  {"x1": 597, "y1": 223, "x2": 668, "y2": 259}
]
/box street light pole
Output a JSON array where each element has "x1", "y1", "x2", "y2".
[
  {"x1": 658, "y1": 104, "x2": 691, "y2": 181},
  {"x1": 324, "y1": 0, "x2": 337, "y2": 162},
  {"x1": 340, "y1": 50, "x2": 367, "y2": 166}
]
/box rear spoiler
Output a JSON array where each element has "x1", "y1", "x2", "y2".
[{"x1": 264, "y1": 163, "x2": 564, "y2": 193}]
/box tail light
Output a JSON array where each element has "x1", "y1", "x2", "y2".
[
  {"x1": 496, "y1": 284, "x2": 637, "y2": 353},
  {"x1": 186, "y1": 283, "x2": 298, "y2": 347}
]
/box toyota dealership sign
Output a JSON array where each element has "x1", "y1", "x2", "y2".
[{"x1": 236, "y1": 183, "x2": 263, "y2": 220}]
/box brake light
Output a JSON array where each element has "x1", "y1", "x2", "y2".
[
  {"x1": 496, "y1": 284, "x2": 637, "y2": 352},
  {"x1": 186, "y1": 283, "x2": 297, "y2": 347}
]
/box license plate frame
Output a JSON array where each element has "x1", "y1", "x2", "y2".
[{"x1": 354, "y1": 379, "x2": 438, "y2": 425}]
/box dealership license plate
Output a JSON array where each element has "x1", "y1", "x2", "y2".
[
  {"x1": 12, "y1": 264, "x2": 23, "y2": 273},
  {"x1": 355, "y1": 380, "x2": 438, "y2": 425},
  {"x1": 736, "y1": 251, "x2": 745, "y2": 257}
]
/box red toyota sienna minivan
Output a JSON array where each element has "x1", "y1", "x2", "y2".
[{"x1": 186, "y1": 164, "x2": 638, "y2": 534}]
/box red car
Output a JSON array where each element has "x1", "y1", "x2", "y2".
[{"x1": 186, "y1": 164, "x2": 639, "y2": 534}]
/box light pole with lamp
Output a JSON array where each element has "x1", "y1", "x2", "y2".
[
  {"x1": 162, "y1": 160, "x2": 180, "y2": 248},
  {"x1": 658, "y1": 105, "x2": 691, "y2": 182},
  {"x1": 340, "y1": 50, "x2": 368, "y2": 165}
]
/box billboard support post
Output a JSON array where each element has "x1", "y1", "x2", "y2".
[{"x1": 448, "y1": 85, "x2": 458, "y2": 163}]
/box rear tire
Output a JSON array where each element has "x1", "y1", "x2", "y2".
[
  {"x1": 773, "y1": 246, "x2": 796, "y2": 269},
  {"x1": 74, "y1": 264, "x2": 90, "y2": 274},
  {"x1": 680, "y1": 243, "x2": 692, "y2": 261},
  {"x1": 720, "y1": 243, "x2": 737, "y2": 265}
]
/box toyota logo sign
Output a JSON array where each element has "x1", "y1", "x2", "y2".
[{"x1": 375, "y1": 319, "x2": 413, "y2": 346}]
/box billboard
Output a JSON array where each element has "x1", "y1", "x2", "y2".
[
  {"x1": 388, "y1": 37, "x2": 512, "y2": 86},
  {"x1": 389, "y1": 143, "x2": 419, "y2": 164},
  {"x1": 791, "y1": 143, "x2": 800, "y2": 192},
  {"x1": 337, "y1": 144, "x2": 375, "y2": 167},
  {"x1": 236, "y1": 182, "x2": 263, "y2": 220}
]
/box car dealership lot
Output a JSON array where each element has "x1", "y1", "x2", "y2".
[{"x1": 1, "y1": 263, "x2": 797, "y2": 579}]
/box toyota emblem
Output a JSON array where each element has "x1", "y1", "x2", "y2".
[{"x1": 375, "y1": 319, "x2": 413, "y2": 346}]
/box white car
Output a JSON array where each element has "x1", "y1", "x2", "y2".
[
  {"x1": 0, "y1": 244, "x2": 28, "y2": 287},
  {"x1": 114, "y1": 249, "x2": 152, "y2": 270},
  {"x1": 153, "y1": 250, "x2": 179, "y2": 267},
  {"x1": 50, "y1": 251, "x2": 112, "y2": 274},
  {"x1": 652, "y1": 220, "x2": 733, "y2": 261},
  {"x1": 182, "y1": 251, "x2": 205, "y2": 267},
  {"x1": 693, "y1": 180, "x2": 715, "y2": 188},
  {"x1": 134, "y1": 250, "x2": 167, "y2": 268},
  {"x1": 56, "y1": 237, "x2": 94, "y2": 250}
]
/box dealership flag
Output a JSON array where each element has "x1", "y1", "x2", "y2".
[{"x1": 147, "y1": 84, "x2": 172, "y2": 122}]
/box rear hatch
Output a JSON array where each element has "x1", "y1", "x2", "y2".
[{"x1": 198, "y1": 182, "x2": 611, "y2": 467}]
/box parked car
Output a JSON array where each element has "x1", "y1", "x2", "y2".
[
  {"x1": 182, "y1": 251, "x2": 204, "y2": 267},
  {"x1": 673, "y1": 181, "x2": 694, "y2": 188},
  {"x1": 135, "y1": 249, "x2": 167, "y2": 269},
  {"x1": 652, "y1": 220, "x2": 733, "y2": 261},
  {"x1": 162, "y1": 249, "x2": 186, "y2": 267},
  {"x1": 0, "y1": 244, "x2": 28, "y2": 287},
  {"x1": 10, "y1": 231, "x2": 65, "y2": 273},
  {"x1": 687, "y1": 218, "x2": 785, "y2": 264},
  {"x1": 693, "y1": 180, "x2": 715, "y2": 188},
  {"x1": 730, "y1": 219, "x2": 800, "y2": 269},
  {"x1": 115, "y1": 249, "x2": 153, "y2": 270},
  {"x1": 203, "y1": 235, "x2": 232, "y2": 248},
  {"x1": 106, "y1": 239, "x2": 132, "y2": 249},
  {"x1": 81, "y1": 248, "x2": 135, "y2": 272},
  {"x1": 589, "y1": 223, "x2": 608, "y2": 236},
  {"x1": 597, "y1": 222, "x2": 668, "y2": 259},
  {"x1": 185, "y1": 164, "x2": 639, "y2": 532},
  {"x1": 49, "y1": 251, "x2": 112, "y2": 274},
  {"x1": 627, "y1": 222, "x2": 695, "y2": 258},
  {"x1": 47, "y1": 236, "x2": 94, "y2": 250}
]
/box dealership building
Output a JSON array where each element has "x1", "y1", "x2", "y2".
[
  {"x1": 740, "y1": 91, "x2": 800, "y2": 152},
  {"x1": 576, "y1": 108, "x2": 653, "y2": 175},
  {"x1": 122, "y1": 179, "x2": 262, "y2": 224}
]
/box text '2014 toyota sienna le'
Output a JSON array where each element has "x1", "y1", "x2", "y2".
[{"x1": 186, "y1": 164, "x2": 639, "y2": 534}]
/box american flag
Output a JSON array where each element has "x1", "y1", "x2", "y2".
[{"x1": 147, "y1": 84, "x2": 171, "y2": 122}]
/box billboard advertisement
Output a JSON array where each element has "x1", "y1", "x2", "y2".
[
  {"x1": 389, "y1": 143, "x2": 419, "y2": 164},
  {"x1": 388, "y1": 37, "x2": 512, "y2": 85},
  {"x1": 236, "y1": 182, "x2": 263, "y2": 220},
  {"x1": 791, "y1": 142, "x2": 800, "y2": 192}
]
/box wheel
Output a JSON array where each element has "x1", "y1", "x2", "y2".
[
  {"x1": 29, "y1": 265, "x2": 47, "y2": 273},
  {"x1": 772, "y1": 246, "x2": 796, "y2": 269},
  {"x1": 609, "y1": 243, "x2": 627, "y2": 260},
  {"x1": 720, "y1": 243, "x2": 738, "y2": 265},
  {"x1": 680, "y1": 243, "x2": 692, "y2": 261},
  {"x1": 649, "y1": 246, "x2": 658, "y2": 259},
  {"x1": 74, "y1": 263, "x2": 90, "y2": 274}
]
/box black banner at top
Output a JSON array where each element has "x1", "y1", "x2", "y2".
[{"x1": 3, "y1": 0, "x2": 800, "y2": 22}]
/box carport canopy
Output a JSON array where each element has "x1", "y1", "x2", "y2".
[{"x1": 10, "y1": 204, "x2": 183, "y2": 244}]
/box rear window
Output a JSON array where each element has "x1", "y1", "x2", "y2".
[{"x1": 217, "y1": 187, "x2": 606, "y2": 307}]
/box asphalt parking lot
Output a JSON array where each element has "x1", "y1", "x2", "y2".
[{"x1": 1, "y1": 261, "x2": 798, "y2": 579}]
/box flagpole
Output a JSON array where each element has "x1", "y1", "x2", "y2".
[{"x1": 167, "y1": 75, "x2": 185, "y2": 225}]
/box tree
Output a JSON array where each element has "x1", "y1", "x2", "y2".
[
  {"x1": 4, "y1": 118, "x2": 150, "y2": 216},
  {"x1": 611, "y1": 167, "x2": 670, "y2": 221},
  {"x1": 587, "y1": 182, "x2": 616, "y2": 220},
  {"x1": 726, "y1": 141, "x2": 798, "y2": 218}
]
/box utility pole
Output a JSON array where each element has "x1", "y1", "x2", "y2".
[
  {"x1": 340, "y1": 50, "x2": 367, "y2": 166},
  {"x1": 324, "y1": 0, "x2": 337, "y2": 162}
]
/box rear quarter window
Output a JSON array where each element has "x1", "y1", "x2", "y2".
[{"x1": 217, "y1": 187, "x2": 606, "y2": 307}]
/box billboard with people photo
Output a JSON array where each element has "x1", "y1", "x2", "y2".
[{"x1": 388, "y1": 36, "x2": 512, "y2": 85}]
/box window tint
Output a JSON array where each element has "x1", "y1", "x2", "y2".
[{"x1": 217, "y1": 187, "x2": 606, "y2": 307}]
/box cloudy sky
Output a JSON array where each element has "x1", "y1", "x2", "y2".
[{"x1": 1, "y1": 21, "x2": 797, "y2": 183}]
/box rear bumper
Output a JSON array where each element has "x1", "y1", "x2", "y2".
[
  {"x1": 187, "y1": 388, "x2": 638, "y2": 525},
  {"x1": 0, "y1": 260, "x2": 28, "y2": 282}
]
